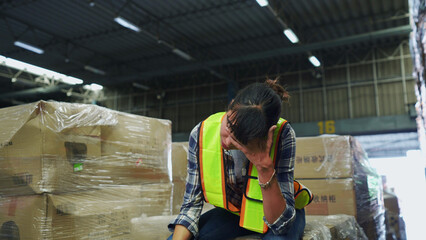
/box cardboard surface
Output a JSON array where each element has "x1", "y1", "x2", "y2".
[
  {"x1": 0, "y1": 194, "x2": 46, "y2": 239},
  {"x1": 171, "y1": 142, "x2": 188, "y2": 182},
  {"x1": 101, "y1": 112, "x2": 172, "y2": 184},
  {"x1": 0, "y1": 183, "x2": 174, "y2": 239},
  {"x1": 383, "y1": 191, "x2": 400, "y2": 214},
  {"x1": 0, "y1": 103, "x2": 102, "y2": 195},
  {"x1": 0, "y1": 101, "x2": 173, "y2": 196},
  {"x1": 303, "y1": 178, "x2": 357, "y2": 217},
  {"x1": 294, "y1": 136, "x2": 355, "y2": 179}
]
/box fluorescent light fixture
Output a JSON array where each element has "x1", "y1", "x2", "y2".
[
  {"x1": 283, "y1": 29, "x2": 299, "y2": 43},
  {"x1": 63, "y1": 77, "x2": 83, "y2": 85},
  {"x1": 83, "y1": 83, "x2": 103, "y2": 91},
  {"x1": 114, "y1": 16, "x2": 141, "y2": 32},
  {"x1": 172, "y1": 48, "x2": 193, "y2": 61},
  {"x1": 84, "y1": 65, "x2": 106, "y2": 75},
  {"x1": 256, "y1": 0, "x2": 268, "y2": 7},
  {"x1": 14, "y1": 40, "x2": 44, "y2": 54},
  {"x1": 309, "y1": 55, "x2": 321, "y2": 67},
  {"x1": 132, "y1": 82, "x2": 150, "y2": 90},
  {"x1": 0, "y1": 55, "x2": 83, "y2": 85}
]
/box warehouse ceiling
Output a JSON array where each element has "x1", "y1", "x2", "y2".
[{"x1": 0, "y1": 0, "x2": 411, "y2": 106}]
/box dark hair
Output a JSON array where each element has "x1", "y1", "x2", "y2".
[{"x1": 227, "y1": 79, "x2": 289, "y2": 147}]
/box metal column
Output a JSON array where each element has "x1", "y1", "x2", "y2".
[
  {"x1": 298, "y1": 69, "x2": 304, "y2": 122},
  {"x1": 400, "y1": 44, "x2": 409, "y2": 113},
  {"x1": 372, "y1": 50, "x2": 381, "y2": 116},
  {"x1": 346, "y1": 54, "x2": 354, "y2": 118}
]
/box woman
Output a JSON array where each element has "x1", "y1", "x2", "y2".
[{"x1": 168, "y1": 79, "x2": 306, "y2": 240}]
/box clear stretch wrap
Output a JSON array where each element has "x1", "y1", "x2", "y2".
[
  {"x1": 0, "y1": 100, "x2": 173, "y2": 239},
  {"x1": 171, "y1": 142, "x2": 189, "y2": 214},
  {"x1": 303, "y1": 215, "x2": 367, "y2": 240},
  {"x1": 0, "y1": 184, "x2": 173, "y2": 239},
  {"x1": 295, "y1": 136, "x2": 386, "y2": 240}
]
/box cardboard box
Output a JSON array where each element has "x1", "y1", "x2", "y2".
[
  {"x1": 172, "y1": 142, "x2": 188, "y2": 182},
  {"x1": 0, "y1": 101, "x2": 104, "y2": 195},
  {"x1": 0, "y1": 101, "x2": 173, "y2": 196},
  {"x1": 295, "y1": 136, "x2": 367, "y2": 179},
  {"x1": 303, "y1": 178, "x2": 357, "y2": 216},
  {"x1": 383, "y1": 191, "x2": 400, "y2": 215},
  {"x1": 101, "y1": 112, "x2": 172, "y2": 184},
  {"x1": 303, "y1": 215, "x2": 367, "y2": 240},
  {"x1": 0, "y1": 183, "x2": 174, "y2": 239}
]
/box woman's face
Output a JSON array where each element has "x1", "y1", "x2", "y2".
[
  {"x1": 220, "y1": 111, "x2": 267, "y2": 152},
  {"x1": 220, "y1": 111, "x2": 239, "y2": 150}
]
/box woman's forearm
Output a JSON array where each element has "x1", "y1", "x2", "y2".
[
  {"x1": 257, "y1": 167, "x2": 286, "y2": 223},
  {"x1": 172, "y1": 225, "x2": 193, "y2": 240}
]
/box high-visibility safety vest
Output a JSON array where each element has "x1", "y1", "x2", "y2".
[{"x1": 198, "y1": 112, "x2": 313, "y2": 233}]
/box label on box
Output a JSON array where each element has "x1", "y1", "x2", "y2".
[{"x1": 73, "y1": 163, "x2": 83, "y2": 172}]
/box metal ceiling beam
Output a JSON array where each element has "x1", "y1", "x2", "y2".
[
  {"x1": 0, "y1": 84, "x2": 75, "y2": 99},
  {"x1": 108, "y1": 25, "x2": 412, "y2": 84}
]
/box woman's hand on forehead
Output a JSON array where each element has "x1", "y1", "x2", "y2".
[{"x1": 228, "y1": 125, "x2": 277, "y2": 170}]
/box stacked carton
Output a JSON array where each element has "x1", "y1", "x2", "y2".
[
  {"x1": 0, "y1": 100, "x2": 173, "y2": 239},
  {"x1": 170, "y1": 142, "x2": 190, "y2": 215},
  {"x1": 295, "y1": 136, "x2": 386, "y2": 240}
]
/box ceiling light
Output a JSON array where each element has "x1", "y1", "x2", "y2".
[
  {"x1": 84, "y1": 65, "x2": 106, "y2": 75},
  {"x1": 283, "y1": 29, "x2": 299, "y2": 43},
  {"x1": 132, "y1": 82, "x2": 150, "y2": 90},
  {"x1": 14, "y1": 40, "x2": 44, "y2": 54},
  {"x1": 63, "y1": 77, "x2": 83, "y2": 85},
  {"x1": 309, "y1": 56, "x2": 321, "y2": 67},
  {"x1": 256, "y1": 0, "x2": 268, "y2": 7},
  {"x1": 0, "y1": 55, "x2": 83, "y2": 85},
  {"x1": 172, "y1": 48, "x2": 193, "y2": 61},
  {"x1": 83, "y1": 83, "x2": 103, "y2": 91},
  {"x1": 114, "y1": 16, "x2": 141, "y2": 32}
]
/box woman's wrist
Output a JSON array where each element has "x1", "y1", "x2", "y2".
[{"x1": 256, "y1": 163, "x2": 275, "y2": 183}]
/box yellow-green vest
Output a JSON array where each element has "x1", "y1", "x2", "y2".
[{"x1": 198, "y1": 112, "x2": 313, "y2": 233}]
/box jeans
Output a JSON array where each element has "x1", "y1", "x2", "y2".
[{"x1": 167, "y1": 207, "x2": 305, "y2": 240}]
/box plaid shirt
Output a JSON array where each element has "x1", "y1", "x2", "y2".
[{"x1": 168, "y1": 121, "x2": 297, "y2": 238}]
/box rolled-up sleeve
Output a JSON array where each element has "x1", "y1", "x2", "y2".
[
  {"x1": 168, "y1": 123, "x2": 204, "y2": 238},
  {"x1": 264, "y1": 123, "x2": 297, "y2": 235}
]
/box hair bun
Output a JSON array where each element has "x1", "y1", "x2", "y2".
[{"x1": 265, "y1": 79, "x2": 290, "y2": 103}]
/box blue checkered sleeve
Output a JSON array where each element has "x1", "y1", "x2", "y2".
[
  {"x1": 263, "y1": 123, "x2": 297, "y2": 235},
  {"x1": 168, "y1": 123, "x2": 204, "y2": 238}
]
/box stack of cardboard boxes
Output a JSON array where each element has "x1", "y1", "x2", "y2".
[
  {"x1": 170, "y1": 142, "x2": 190, "y2": 215},
  {"x1": 383, "y1": 191, "x2": 406, "y2": 239},
  {"x1": 295, "y1": 136, "x2": 386, "y2": 240},
  {"x1": 0, "y1": 101, "x2": 173, "y2": 239}
]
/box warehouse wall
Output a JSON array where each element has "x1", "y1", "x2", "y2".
[{"x1": 102, "y1": 42, "x2": 416, "y2": 135}]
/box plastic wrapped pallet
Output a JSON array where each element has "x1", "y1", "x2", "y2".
[
  {"x1": 0, "y1": 100, "x2": 172, "y2": 196},
  {"x1": 171, "y1": 142, "x2": 189, "y2": 214},
  {"x1": 409, "y1": 0, "x2": 426, "y2": 153},
  {"x1": 295, "y1": 135, "x2": 386, "y2": 240},
  {"x1": 0, "y1": 183, "x2": 173, "y2": 239},
  {"x1": 304, "y1": 215, "x2": 367, "y2": 240},
  {"x1": 171, "y1": 142, "x2": 189, "y2": 182}
]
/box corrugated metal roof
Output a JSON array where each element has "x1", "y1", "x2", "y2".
[{"x1": 0, "y1": 0, "x2": 411, "y2": 104}]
